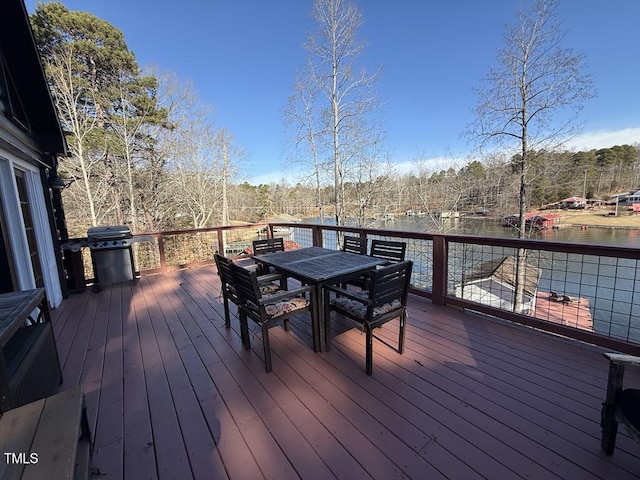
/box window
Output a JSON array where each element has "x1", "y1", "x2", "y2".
[
  {"x1": 14, "y1": 168, "x2": 43, "y2": 287},
  {"x1": 0, "y1": 195, "x2": 16, "y2": 293}
]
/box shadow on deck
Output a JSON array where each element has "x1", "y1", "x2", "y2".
[{"x1": 50, "y1": 266, "x2": 640, "y2": 479}]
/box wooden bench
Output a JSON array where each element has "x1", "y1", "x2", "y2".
[{"x1": 0, "y1": 388, "x2": 91, "y2": 479}]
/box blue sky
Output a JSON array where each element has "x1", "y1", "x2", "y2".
[{"x1": 26, "y1": 0, "x2": 640, "y2": 184}]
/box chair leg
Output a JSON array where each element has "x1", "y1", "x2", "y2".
[
  {"x1": 365, "y1": 324, "x2": 373, "y2": 376},
  {"x1": 262, "y1": 324, "x2": 273, "y2": 373},
  {"x1": 284, "y1": 318, "x2": 290, "y2": 332},
  {"x1": 239, "y1": 312, "x2": 250, "y2": 350},
  {"x1": 601, "y1": 360, "x2": 625, "y2": 454},
  {"x1": 398, "y1": 310, "x2": 406, "y2": 354},
  {"x1": 601, "y1": 403, "x2": 618, "y2": 455},
  {"x1": 323, "y1": 290, "x2": 331, "y2": 352},
  {"x1": 223, "y1": 295, "x2": 231, "y2": 328}
]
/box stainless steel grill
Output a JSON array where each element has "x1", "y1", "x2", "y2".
[
  {"x1": 87, "y1": 225, "x2": 135, "y2": 289},
  {"x1": 87, "y1": 225, "x2": 133, "y2": 250}
]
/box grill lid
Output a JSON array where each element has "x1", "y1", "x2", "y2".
[{"x1": 87, "y1": 225, "x2": 132, "y2": 241}]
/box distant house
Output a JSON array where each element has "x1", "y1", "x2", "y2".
[
  {"x1": 627, "y1": 190, "x2": 640, "y2": 204},
  {"x1": 559, "y1": 196, "x2": 587, "y2": 209},
  {"x1": 502, "y1": 212, "x2": 560, "y2": 230},
  {"x1": 0, "y1": 1, "x2": 69, "y2": 306},
  {"x1": 454, "y1": 256, "x2": 541, "y2": 314}
]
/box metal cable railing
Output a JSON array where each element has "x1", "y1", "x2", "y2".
[{"x1": 63, "y1": 222, "x2": 640, "y2": 354}]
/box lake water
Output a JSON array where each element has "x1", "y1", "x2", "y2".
[
  {"x1": 300, "y1": 215, "x2": 640, "y2": 342},
  {"x1": 375, "y1": 216, "x2": 640, "y2": 248}
]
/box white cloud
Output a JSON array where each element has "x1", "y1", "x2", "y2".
[
  {"x1": 246, "y1": 127, "x2": 640, "y2": 185},
  {"x1": 565, "y1": 127, "x2": 640, "y2": 150},
  {"x1": 246, "y1": 171, "x2": 288, "y2": 186}
]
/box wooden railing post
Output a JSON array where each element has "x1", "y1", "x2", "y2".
[
  {"x1": 432, "y1": 234, "x2": 447, "y2": 306},
  {"x1": 157, "y1": 233, "x2": 166, "y2": 273},
  {"x1": 217, "y1": 229, "x2": 225, "y2": 255},
  {"x1": 312, "y1": 225, "x2": 323, "y2": 247}
]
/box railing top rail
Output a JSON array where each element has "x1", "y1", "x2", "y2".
[
  {"x1": 65, "y1": 221, "x2": 640, "y2": 259},
  {"x1": 434, "y1": 232, "x2": 640, "y2": 259}
]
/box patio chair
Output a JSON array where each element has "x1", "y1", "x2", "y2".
[
  {"x1": 252, "y1": 237, "x2": 285, "y2": 255},
  {"x1": 324, "y1": 260, "x2": 413, "y2": 375},
  {"x1": 601, "y1": 352, "x2": 640, "y2": 454},
  {"x1": 231, "y1": 262, "x2": 316, "y2": 373},
  {"x1": 214, "y1": 253, "x2": 284, "y2": 329},
  {"x1": 339, "y1": 236, "x2": 368, "y2": 289},
  {"x1": 342, "y1": 235, "x2": 367, "y2": 255},
  {"x1": 370, "y1": 239, "x2": 407, "y2": 264},
  {"x1": 252, "y1": 237, "x2": 286, "y2": 280},
  {"x1": 345, "y1": 239, "x2": 407, "y2": 290}
]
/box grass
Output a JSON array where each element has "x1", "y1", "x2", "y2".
[{"x1": 542, "y1": 207, "x2": 640, "y2": 228}]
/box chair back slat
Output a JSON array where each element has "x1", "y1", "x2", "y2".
[
  {"x1": 214, "y1": 254, "x2": 236, "y2": 292},
  {"x1": 231, "y1": 263, "x2": 260, "y2": 304},
  {"x1": 342, "y1": 236, "x2": 367, "y2": 255},
  {"x1": 252, "y1": 237, "x2": 285, "y2": 255},
  {"x1": 370, "y1": 240, "x2": 406, "y2": 263},
  {"x1": 369, "y1": 261, "x2": 413, "y2": 307}
]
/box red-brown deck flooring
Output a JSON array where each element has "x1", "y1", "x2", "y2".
[{"x1": 50, "y1": 267, "x2": 640, "y2": 479}]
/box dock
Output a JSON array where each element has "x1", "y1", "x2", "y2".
[{"x1": 533, "y1": 291, "x2": 593, "y2": 331}]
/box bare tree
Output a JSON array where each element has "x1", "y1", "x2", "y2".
[
  {"x1": 214, "y1": 128, "x2": 243, "y2": 226},
  {"x1": 155, "y1": 77, "x2": 221, "y2": 229},
  {"x1": 40, "y1": 43, "x2": 106, "y2": 229},
  {"x1": 467, "y1": 0, "x2": 595, "y2": 312},
  {"x1": 171, "y1": 124, "x2": 220, "y2": 228},
  {"x1": 410, "y1": 159, "x2": 467, "y2": 233},
  {"x1": 304, "y1": 0, "x2": 383, "y2": 227},
  {"x1": 109, "y1": 72, "x2": 165, "y2": 231},
  {"x1": 283, "y1": 67, "x2": 329, "y2": 222},
  {"x1": 468, "y1": 0, "x2": 594, "y2": 237}
]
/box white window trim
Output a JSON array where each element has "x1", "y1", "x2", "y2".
[
  {"x1": 0, "y1": 151, "x2": 62, "y2": 307},
  {"x1": 25, "y1": 167, "x2": 62, "y2": 306},
  {"x1": 0, "y1": 157, "x2": 33, "y2": 290}
]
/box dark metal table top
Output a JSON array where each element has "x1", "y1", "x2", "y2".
[
  {"x1": 254, "y1": 247, "x2": 385, "y2": 283},
  {"x1": 0, "y1": 288, "x2": 46, "y2": 346}
]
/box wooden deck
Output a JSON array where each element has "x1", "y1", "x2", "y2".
[{"x1": 50, "y1": 266, "x2": 640, "y2": 479}]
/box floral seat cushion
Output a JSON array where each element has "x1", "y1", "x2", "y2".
[
  {"x1": 259, "y1": 282, "x2": 282, "y2": 296},
  {"x1": 332, "y1": 296, "x2": 402, "y2": 320},
  {"x1": 265, "y1": 297, "x2": 309, "y2": 318}
]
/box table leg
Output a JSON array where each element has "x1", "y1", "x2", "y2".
[{"x1": 312, "y1": 284, "x2": 323, "y2": 352}]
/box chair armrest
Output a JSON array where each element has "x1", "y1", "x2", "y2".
[
  {"x1": 257, "y1": 272, "x2": 284, "y2": 284},
  {"x1": 233, "y1": 257, "x2": 258, "y2": 269},
  {"x1": 604, "y1": 352, "x2": 640, "y2": 366},
  {"x1": 256, "y1": 285, "x2": 314, "y2": 305},
  {"x1": 323, "y1": 284, "x2": 371, "y2": 305}
]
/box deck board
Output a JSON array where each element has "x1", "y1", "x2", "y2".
[
  {"x1": 49, "y1": 267, "x2": 640, "y2": 480},
  {"x1": 90, "y1": 285, "x2": 124, "y2": 478}
]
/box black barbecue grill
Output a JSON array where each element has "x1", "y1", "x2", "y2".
[{"x1": 87, "y1": 225, "x2": 135, "y2": 290}]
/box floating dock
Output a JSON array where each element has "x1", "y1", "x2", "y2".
[{"x1": 533, "y1": 291, "x2": 593, "y2": 331}]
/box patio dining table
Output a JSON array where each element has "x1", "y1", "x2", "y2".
[{"x1": 253, "y1": 246, "x2": 386, "y2": 352}]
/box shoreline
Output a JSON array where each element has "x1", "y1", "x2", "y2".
[
  {"x1": 558, "y1": 223, "x2": 640, "y2": 230},
  {"x1": 546, "y1": 207, "x2": 640, "y2": 229},
  {"x1": 474, "y1": 207, "x2": 640, "y2": 230}
]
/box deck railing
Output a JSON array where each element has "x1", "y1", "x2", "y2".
[{"x1": 64, "y1": 221, "x2": 640, "y2": 356}]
